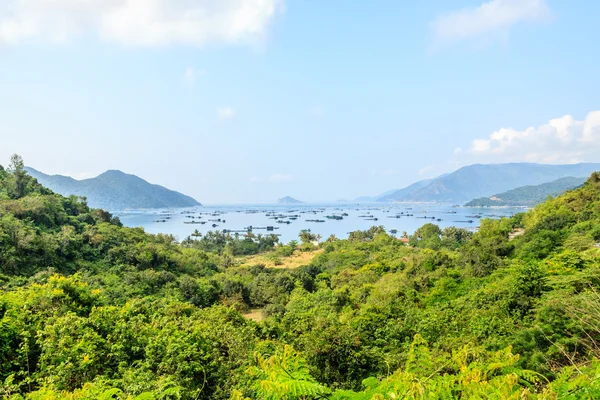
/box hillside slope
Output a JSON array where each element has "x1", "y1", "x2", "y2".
[
  {"x1": 465, "y1": 176, "x2": 586, "y2": 207},
  {"x1": 27, "y1": 167, "x2": 201, "y2": 210},
  {"x1": 379, "y1": 163, "x2": 600, "y2": 203},
  {"x1": 377, "y1": 178, "x2": 434, "y2": 202}
]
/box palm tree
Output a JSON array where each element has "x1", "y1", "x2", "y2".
[{"x1": 191, "y1": 229, "x2": 202, "y2": 238}]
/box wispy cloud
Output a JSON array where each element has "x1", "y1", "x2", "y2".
[
  {"x1": 217, "y1": 107, "x2": 236, "y2": 120},
  {"x1": 183, "y1": 67, "x2": 206, "y2": 85},
  {"x1": 465, "y1": 110, "x2": 600, "y2": 164},
  {"x1": 249, "y1": 173, "x2": 294, "y2": 183},
  {"x1": 0, "y1": 0, "x2": 284, "y2": 46},
  {"x1": 430, "y1": 0, "x2": 551, "y2": 49},
  {"x1": 269, "y1": 173, "x2": 294, "y2": 183}
]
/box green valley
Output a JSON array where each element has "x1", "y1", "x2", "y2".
[{"x1": 1, "y1": 154, "x2": 600, "y2": 399}]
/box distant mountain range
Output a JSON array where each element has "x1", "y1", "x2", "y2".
[
  {"x1": 277, "y1": 196, "x2": 303, "y2": 204},
  {"x1": 372, "y1": 163, "x2": 600, "y2": 203},
  {"x1": 355, "y1": 188, "x2": 405, "y2": 202},
  {"x1": 377, "y1": 179, "x2": 435, "y2": 202},
  {"x1": 26, "y1": 168, "x2": 201, "y2": 211},
  {"x1": 465, "y1": 177, "x2": 587, "y2": 207}
]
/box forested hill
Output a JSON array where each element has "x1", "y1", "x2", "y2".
[
  {"x1": 1, "y1": 155, "x2": 600, "y2": 399},
  {"x1": 378, "y1": 162, "x2": 600, "y2": 203},
  {"x1": 26, "y1": 167, "x2": 201, "y2": 210},
  {"x1": 465, "y1": 176, "x2": 587, "y2": 207}
]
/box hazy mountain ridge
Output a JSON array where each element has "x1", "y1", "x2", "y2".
[
  {"x1": 377, "y1": 163, "x2": 600, "y2": 203},
  {"x1": 355, "y1": 183, "x2": 433, "y2": 202},
  {"x1": 277, "y1": 196, "x2": 303, "y2": 204},
  {"x1": 465, "y1": 176, "x2": 587, "y2": 207},
  {"x1": 26, "y1": 168, "x2": 201, "y2": 210},
  {"x1": 377, "y1": 179, "x2": 435, "y2": 202}
]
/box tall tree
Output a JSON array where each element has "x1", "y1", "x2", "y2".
[{"x1": 8, "y1": 154, "x2": 27, "y2": 198}]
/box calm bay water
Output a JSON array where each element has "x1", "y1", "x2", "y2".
[{"x1": 115, "y1": 203, "x2": 526, "y2": 243}]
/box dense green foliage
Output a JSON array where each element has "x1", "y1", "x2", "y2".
[
  {"x1": 465, "y1": 176, "x2": 586, "y2": 207},
  {"x1": 2, "y1": 156, "x2": 600, "y2": 399}
]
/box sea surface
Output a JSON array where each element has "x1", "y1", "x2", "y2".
[{"x1": 115, "y1": 203, "x2": 526, "y2": 243}]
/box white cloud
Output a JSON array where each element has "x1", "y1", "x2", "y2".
[
  {"x1": 466, "y1": 110, "x2": 600, "y2": 164},
  {"x1": 183, "y1": 67, "x2": 206, "y2": 85},
  {"x1": 268, "y1": 173, "x2": 293, "y2": 183},
  {"x1": 0, "y1": 0, "x2": 283, "y2": 46},
  {"x1": 431, "y1": 0, "x2": 551, "y2": 48},
  {"x1": 217, "y1": 107, "x2": 236, "y2": 120},
  {"x1": 583, "y1": 112, "x2": 600, "y2": 143},
  {"x1": 249, "y1": 173, "x2": 294, "y2": 183}
]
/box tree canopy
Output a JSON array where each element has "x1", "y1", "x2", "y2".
[{"x1": 1, "y1": 156, "x2": 600, "y2": 399}]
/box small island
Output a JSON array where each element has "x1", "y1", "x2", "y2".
[{"x1": 277, "y1": 196, "x2": 304, "y2": 204}]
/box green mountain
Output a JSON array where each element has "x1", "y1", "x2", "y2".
[
  {"x1": 26, "y1": 167, "x2": 201, "y2": 210},
  {"x1": 465, "y1": 176, "x2": 587, "y2": 207},
  {"x1": 277, "y1": 196, "x2": 303, "y2": 204},
  {"x1": 378, "y1": 163, "x2": 600, "y2": 203}
]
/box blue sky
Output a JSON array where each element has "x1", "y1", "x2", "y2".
[{"x1": 1, "y1": 0, "x2": 599, "y2": 203}]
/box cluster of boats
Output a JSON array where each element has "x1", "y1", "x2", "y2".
[{"x1": 141, "y1": 204, "x2": 519, "y2": 241}]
